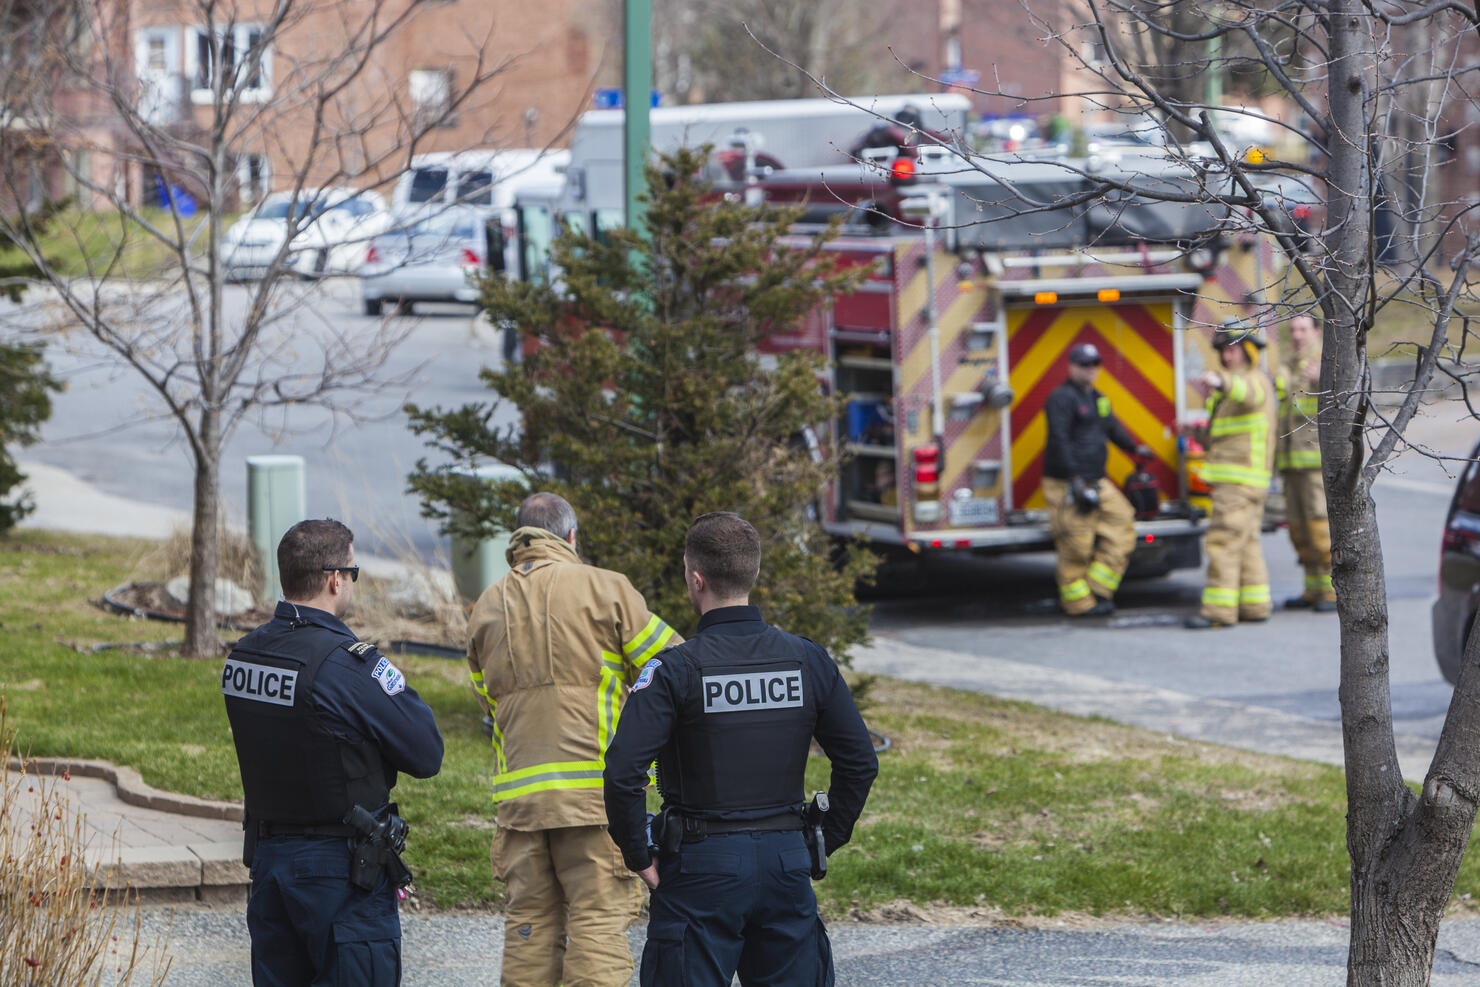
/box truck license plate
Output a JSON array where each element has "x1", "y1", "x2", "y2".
[{"x1": 949, "y1": 497, "x2": 999, "y2": 527}]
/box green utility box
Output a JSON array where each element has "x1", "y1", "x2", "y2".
[
  {"x1": 450, "y1": 463, "x2": 526, "y2": 602},
  {"x1": 247, "y1": 455, "x2": 306, "y2": 603}
]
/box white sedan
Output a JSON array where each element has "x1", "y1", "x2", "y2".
[
  {"x1": 222, "y1": 187, "x2": 390, "y2": 281},
  {"x1": 360, "y1": 206, "x2": 502, "y2": 315}
]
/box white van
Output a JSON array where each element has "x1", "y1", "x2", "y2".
[{"x1": 390, "y1": 148, "x2": 570, "y2": 213}]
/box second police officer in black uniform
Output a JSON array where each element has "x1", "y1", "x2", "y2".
[
  {"x1": 222, "y1": 519, "x2": 443, "y2": 986},
  {"x1": 603, "y1": 512, "x2": 878, "y2": 987}
]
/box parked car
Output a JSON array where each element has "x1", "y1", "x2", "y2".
[
  {"x1": 222, "y1": 187, "x2": 390, "y2": 281},
  {"x1": 1433, "y1": 437, "x2": 1480, "y2": 683},
  {"x1": 359, "y1": 206, "x2": 503, "y2": 315}
]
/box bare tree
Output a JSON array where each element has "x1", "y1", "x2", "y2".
[
  {"x1": 630, "y1": 0, "x2": 928, "y2": 104},
  {"x1": 0, "y1": 0, "x2": 523, "y2": 657},
  {"x1": 922, "y1": 0, "x2": 1480, "y2": 981},
  {"x1": 776, "y1": 0, "x2": 1480, "y2": 976}
]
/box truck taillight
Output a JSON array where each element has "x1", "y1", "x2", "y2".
[
  {"x1": 912, "y1": 445, "x2": 941, "y2": 495},
  {"x1": 461, "y1": 248, "x2": 482, "y2": 267},
  {"x1": 890, "y1": 157, "x2": 917, "y2": 184}
]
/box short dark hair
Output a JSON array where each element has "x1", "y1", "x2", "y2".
[
  {"x1": 278, "y1": 519, "x2": 354, "y2": 600},
  {"x1": 685, "y1": 512, "x2": 760, "y2": 599},
  {"x1": 515, "y1": 492, "x2": 577, "y2": 539}
]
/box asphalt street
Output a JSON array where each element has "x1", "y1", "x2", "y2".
[
  {"x1": 133, "y1": 905, "x2": 1480, "y2": 985},
  {"x1": 865, "y1": 407, "x2": 1475, "y2": 755},
  {"x1": 8, "y1": 278, "x2": 513, "y2": 559}
]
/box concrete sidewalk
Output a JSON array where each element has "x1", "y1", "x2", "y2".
[{"x1": 7, "y1": 756, "x2": 247, "y2": 903}]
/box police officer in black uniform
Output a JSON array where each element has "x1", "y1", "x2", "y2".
[
  {"x1": 223, "y1": 519, "x2": 443, "y2": 986},
  {"x1": 603, "y1": 512, "x2": 878, "y2": 987}
]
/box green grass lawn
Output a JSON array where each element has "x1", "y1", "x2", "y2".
[
  {"x1": 5, "y1": 528, "x2": 1479, "y2": 918},
  {"x1": 31, "y1": 207, "x2": 233, "y2": 280}
]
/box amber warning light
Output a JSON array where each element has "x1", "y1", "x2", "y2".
[
  {"x1": 1033, "y1": 291, "x2": 1058, "y2": 305},
  {"x1": 1098, "y1": 288, "x2": 1121, "y2": 302}
]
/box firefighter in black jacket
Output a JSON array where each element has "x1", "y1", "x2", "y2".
[
  {"x1": 1042, "y1": 343, "x2": 1151, "y2": 616},
  {"x1": 223, "y1": 519, "x2": 443, "y2": 986},
  {"x1": 603, "y1": 512, "x2": 878, "y2": 987}
]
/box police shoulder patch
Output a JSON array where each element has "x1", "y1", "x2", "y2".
[
  {"x1": 371, "y1": 656, "x2": 406, "y2": 696},
  {"x1": 632, "y1": 658, "x2": 662, "y2": 692},
  {"x1": 346, "y1": 641, "x2": 376, "y2": 658}
]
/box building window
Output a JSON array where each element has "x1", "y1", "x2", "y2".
[
  {"x1": 237, "y1": 154, "x2": 270, "y2": 207},
  {"x1": 134, "y1": 27, "x2": 181, "y2": 123},
  {"x1": 409, "y1": 68, "x2": 454, "y2": 128},
  {"x1": 188, "y1": 23, "x2": 270, "y2": 103}
]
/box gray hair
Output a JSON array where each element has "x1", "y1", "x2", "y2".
[{"x1": 515, "y1": 492, "x2": 577, "y2": 539}]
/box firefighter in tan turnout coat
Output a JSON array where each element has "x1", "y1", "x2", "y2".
[
  {"x1": 467, "y1": 492, "x2": 681, "y2": 987},
  {"x1": 1186, "y1": 327, "x2": 1278, "y2": 629},
  {"x1": 1276, "y1": 314, "x2": 1337, "y2": 612}
]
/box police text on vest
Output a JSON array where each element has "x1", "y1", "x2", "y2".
[
  {"x1": 702, "y1": 670, "x2": 804, "y2": 713},
  {"x1": 221, "y1": 659, "x2": 297, "y2": 706}
]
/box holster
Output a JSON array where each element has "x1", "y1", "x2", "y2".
[
  {"x1": 653, "y1": 807, "x2": 682, "y2": 855},
  {"x1": 349, "y1": 838, "x2": 386, "y2": 892},
  {"x1": 349, "y1": 838, "x2": 414, "y2": 892},
  {"x1": 241, "y1": 815, "x2": 258, "y2": 868}
]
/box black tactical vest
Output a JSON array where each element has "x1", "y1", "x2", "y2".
[
  {"x1": 658, "y1": 625, "x2": 817, "y2": 816},
  {"x1": 223, "y1": 621, "x2": 390, "y2": 826}
]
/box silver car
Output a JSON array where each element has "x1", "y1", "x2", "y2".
[
  {"x1": 360, "y1": 207, "x2": 504, "y2": 315},
  {"x1": 1433, "y1": 436, "x2": 1480, "y2": 683}
]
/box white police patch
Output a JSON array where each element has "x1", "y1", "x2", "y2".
[
  {"x1": 632, "y1": 658, "x2": 661, "y2": 691},
  {"x1": 221, "y1": 659, "x2": 297, "y2": 707},
  {"x1": 702, "y1": 669, "x2": 804, "y2": 714},
  {"x1": 372, "y1": 657, "x2": 406, "y2": 696}
]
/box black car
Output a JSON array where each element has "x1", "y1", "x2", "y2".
[{"x1": 1432, "y1": 438, "x2": 1480, "y2": 683}]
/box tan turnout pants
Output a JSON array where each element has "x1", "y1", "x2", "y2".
[
  {"x1": 1200, "y1": 484, "x2": 1272, "y2": 624},
  {"x1": 1283, "y1": 468, "x2": 1335, "y2": 603},
  {"x1": 1042, "y1": 476, "x2": 1137, "y2": 614},
  {"x1": 492, "y1": 823, "x2": 644, "y2": 987}
]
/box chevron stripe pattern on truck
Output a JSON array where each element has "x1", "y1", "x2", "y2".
[{"x1": 1008, "y1": 302, "x2": 1180, "y2": 510}]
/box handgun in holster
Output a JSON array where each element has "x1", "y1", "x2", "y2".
[
  {"x1": 648, "y1": 807, "x2": 682, "y2": 857},
  {"x1": 803, "y1": 792, "x2": 829, "y2": 880},
  {"x1": 344, "y1": 802, "x2": 414, "y2": 892}
]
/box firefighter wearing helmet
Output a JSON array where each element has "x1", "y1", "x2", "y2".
[
  {"x1": 1040, "y1": 342, "x2": 1152, "y2": 616},
  {"x1": 1185, "y1": 324, "x2": 1278, "y2": 628}
]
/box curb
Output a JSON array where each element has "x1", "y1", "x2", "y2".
[{"x1": 9, "y1": 756, "x2": 244, "y2": 822}]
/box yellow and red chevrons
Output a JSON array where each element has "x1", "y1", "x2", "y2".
[{"x1": 1008, "y1": 302, "x2": 1180, "y2": 509}]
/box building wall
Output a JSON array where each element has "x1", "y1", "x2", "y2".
[{"x1": 122, "y1": 0, "x2": 615, "y2": 203}]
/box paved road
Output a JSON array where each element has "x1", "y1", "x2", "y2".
[
  {"x1": 136, "y1": 905, "x2": 1480, "y2": 985},
  {"x1": 9, "y1": 278, "x2": 511, "y2": 558},
  {"x1": 865, "y1": 405, "x2": 1474, "y2": 758}
]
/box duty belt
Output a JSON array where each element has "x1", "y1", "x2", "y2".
[
  {"x1": 678, "y1": 811, "x2": 804, "y2": 843},
  {"x1": 258, "y1": 821, "x2": 358, "y2": 839}
]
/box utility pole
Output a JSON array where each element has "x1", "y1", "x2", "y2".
[{"x1": 624, "y1": 0, "x2": 652, "y2": 235}]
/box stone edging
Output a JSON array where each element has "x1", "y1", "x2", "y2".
[{"x1": 8, "y1": 756, "x2": 244, "y2": 822}]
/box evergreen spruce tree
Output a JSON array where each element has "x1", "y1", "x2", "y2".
[
  {"x1": 408, "y1": 148, "x2": 876, "y2": 655},
  {"x1": 0, "y1": 209, "x2": 62, "y2": 532}
]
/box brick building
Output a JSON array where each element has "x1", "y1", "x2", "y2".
[{"x1": 5, "y1": 0, "x2": 616, "y2": 212}]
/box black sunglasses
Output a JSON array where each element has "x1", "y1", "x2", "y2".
[{"x1": 322, "y1": 565, "x2": 360, "y2": 582}]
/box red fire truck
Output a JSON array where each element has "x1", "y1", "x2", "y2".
[
  {"x1": 520, "y1": 99, "x2": 1274, "y2": 573},
  {"x1": 732, "y1": 150, "x2": 1273, "y2": 573}
]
